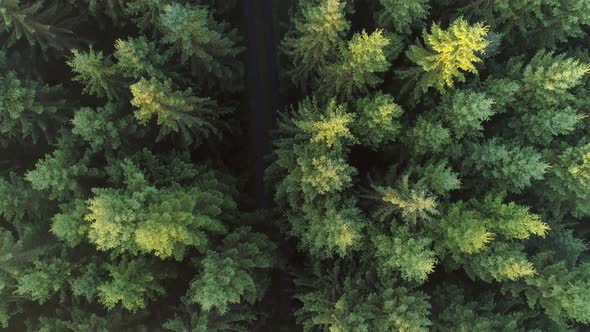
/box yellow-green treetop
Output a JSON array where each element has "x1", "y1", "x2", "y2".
[{"x1": 405, "y1": 17, "x2": 490, "y2": 93}]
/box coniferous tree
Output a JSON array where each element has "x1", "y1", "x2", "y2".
[
  {"x1": 462, "y1": 0, "x2": 590, "y2": 48},
  {"x1": 0, "y1": 1, "x2": 274, "y2": 330},
  {"x1": 272, "y1": 0, "x2": 590, "y2": 330},
  {"x1": 282, "y1": 0, "x2": 350, "y2": 89},
  {"x1": 401, "y1": 17, "x2": 490, "y2": 95},
  {"x1": 320, "y1": 29, "x2": 391, "y2": 99},
  {"x1": 2, "y1": 0, "x2": 590, "y2": 330},
  {"x1": 0, "y1": 0, "x2": 72, "y2": 51},
  {"x1": 376, "y1": 0, "x2": 430, "y2": 35}
]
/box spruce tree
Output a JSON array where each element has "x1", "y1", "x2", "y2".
[
  {"x1": 2, "y1": 0, "x2": 590, "y2": 330},
  {"x1": 282, "y1": 0, "x2": 350, "y2": 89},
  {"x1": 274, "y1": 0, "x2": 590, "y2": 330},
  {"x1": 0, "y1": 1, "x2": 274, "y2": 329},
  {"x1": 401, "y1": 17, "x2": 490, "y2": 94}
]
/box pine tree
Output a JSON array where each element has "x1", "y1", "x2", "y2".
[
  {"x1": 0, "y1": 0, "x2": 72, "y2": 51},
  {"x1": 97, "y1": 257, "x2": 167, "y2": 311},
  {"x1": 84, "y1": 160, "x2": 229, "y2": 259},
  {"x1": 540, "y1": 142, "x2": 590, "y2": 218},
  {"x1": 402, "y1": 17, "x2": 490, "y2": 94},
  {"x1": 352, "y1": 92, "x2": 404, "y2": 147},
  {"x1": 428, "y1": 196, "x2": 549, "y2": 281},
  {"x1": 157, "y1": 2, "x2": 244, "y2": 86},
  {"x1": 408, "y1": 161, "x2": 461, "y2": 196},
  {"x1": 163, "y1": 297, "x2": 255, "y2": 332},
  {"x1": 282, "y1": 0, "x2": 350, "y2": 89},
  {"x1": 26, "y1": 133, "x2": 99, "y2": 200},
  {"x1": 3, "y1": 0, "x2": 590, "y2": 330},
  {"x1": 432, "y1": 284, "x2": 534, "y2": 331},
  {"x1": 113, "y1": 37, "x2": 167, "y2": 80},
  {"x1": 294, "y1": 263, "x2": 432, "y2": 331},
  {"x1": 0, "y1": 172, "x2": 51, "y2": 224},
  {"x1": 0, "y1": 225, "x2": 52, "y2": 327},
  {"x1": 268, "y1": 98, "x2": 366, "y2": 257},
  {"x1": 33, "y1": 308, "x2": 151, "y2": 332},
  {"x1": 0, "y1": 51, "x2": 66, "y2": 145},
  {"x1": 187, "y1": 227, "x2": 275, "y2": 313},
  {"x1": 490, "y1": 51, "x2": 590, "y2": 145},
  {"x1": 404, "y1": 116, "x2": 451, "y2": 156},
  {"x1": 376, "y1": 0, "x2": 430, "y2": 34},
  {"x1": 0, "y1": 0, "x2": 276, "y2": 329},
  {"x1": 373, "y1": 225, "x2": 436, "y2": 283},
  {"x1": 320, "y1": 30, "x2": 391, "y2": 99},
  {"x1": 370, "y1": 177, "x2": 438, "y2": 224},
  {"x1": 438, "y1": 90, "x2": 495, "y2": 139},
  {"x1": 523, "y1": 261, "x2": 590, "y2": 325},
  {"x1": 463, "y1": 140, "x2": 548, "y2": 193},
  {"x1": 71, "y1": 103, "x2": 141, "y2": 151},
  {"x1": 68, "y1": 48, "x2": 123, "y2": 100},
  {"x1": 130, "y1": 77, "x2": 226, "y2": 143},
  {"x1": 49, "y1": 200, "x2": 86, "y2": 248},
  {"x1": 16, "y1": 257, "x2": 71, "y2": 303},
  {"x1": 463, "y1": 0, "x2": 590, "y2": 47}
]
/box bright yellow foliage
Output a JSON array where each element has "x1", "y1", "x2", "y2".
[
  {"x1": 310, "y1": 113, "x2": 353, "y2": 148},
  {"x1": 334, "y1": 223, "x2": 356, "y2": 249},
  {"x1": 569, "y1": 148, "x2": 590, "y2": 184},
  {"x1": 500, "y1": 260, "x2": 536, "y2": 280},
  {"x1": 295, "y1": 99, "x2": 355, "y2": 148},
  {"x1": 407, "y1": 17, "x2": 490, "y2": 92}
]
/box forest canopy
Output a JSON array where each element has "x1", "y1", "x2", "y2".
[{"x1": 1, "y1": 0, "x2": 590, "y2": 331}]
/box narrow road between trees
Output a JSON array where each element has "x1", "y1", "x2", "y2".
[{"x1": 243, "y1": 0, "x2": 281, "y2": 209}]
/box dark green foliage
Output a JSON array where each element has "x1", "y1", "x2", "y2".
[
  {"x1": 97, "y1": 258, "x2": 166, "y2": 311},
  {"x1": 26, "y1": 133, "x2": 99, "y2": 200},
  {"x1": 273, "y1": 0, "x2": 590, "y2": 330},
  {"x1": 0, "y1": 51, "x2": 66, "y2": 144},
  {"x1": 541, "y1": 142, "x2": 590, "y2": 218},
  {"x1": 71, "y1": 103, "x2": 140, "y2": 151},
  {"x1": 187, "y1": 227, "x2": 275, "y2": 313},
  {"x1": 374, "y1": 225, "x2": 436, "y2": 283},
  {"x1": 157, "y1": 2, "x2": 244, "y2": 86},
  {"x1": 463, "y1": 140, "x2": 548, "y2": 192},
  {"x1": 463, "y1": 0, "x2": 590, "y2": 47},
  {"x1": 294, "y1": 263, "x2": 432, "y2": 331},
  {"x1": 282, "y1": 0, "x2": 350, "y2": 89},
  {"x1": 0, "y1": 1, "x2": 274, "y2": 329},
  {"x1": 0, "y1": 173, "x2": 49, "y2": 223},
  {"x1": 163, "y1": 298, "x2": 255, "y2": 332},
  {"x1": 0, "y1": 0, "x2": 72, "y2": 51},
  {"x1": 432, "y1": 285, "x2": 534, "y2": 331},
  {"x1": 405, "y1": 116, "x2": 451, "y2": 155},
  {"x1": 409, "y1": 161, "x2": 461, "y2": 196},
  {"x1": 16, "y1": 257, "x2": 71, "y2": 303},
  {"x1": 353, "y1": 92, "x2": 403, "y2": 147},
  {"x1": 3, "y1": 0, "x2": 590, "y2": 330},
  {"x1": 320, "y1": 30, "x2": 391, "y2": 99},
  {"x1": 0, "y1": 225, "x2": 51, "y2": 328},
  {"x1": 523, "y1": 261, "x2": 590, "y2": 325},
  {"x1": 376, "y1": 0, "x2": 430, "y2": 35},
  {"x1": 130, "y1": 77, "x2": 227, "y2": 144},
  {"x1": 487, "y1": 51, "x2": 590, "y2": 145},
  {"x1": 438, "y1": 90, "x2": 495, "y2": 139},
  {"x1": 32, "y1": 308, "x2": 150, "y2": 332}
]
